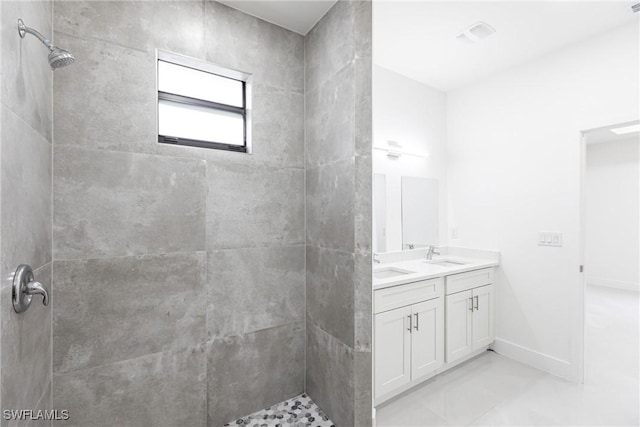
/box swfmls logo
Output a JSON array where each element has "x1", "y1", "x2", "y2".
[{"x1": 3, "y1": 409, "x2": 69, "y2": 421}]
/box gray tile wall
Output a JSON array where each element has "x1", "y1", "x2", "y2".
[
  {"x1": 52, "y1": 2, "x2": 305, "y2": 426},
  {"x1": 304, "y1": 1, "x2": 373, "y2": 426},
  {"x1": 0, "y1": 1, "x2": 53, "y2": 424}
]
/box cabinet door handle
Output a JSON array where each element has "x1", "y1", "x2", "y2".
[
  {"x1": 414, "y1": 313, "x2": 419, "y2": 331},
  {"x1": 469, "y1": 297, "x2": 474, "y2": 311},
  {"x1": 407, "y1": 314, "x2": 412, "y2": 333},
  {"x1": 474, "y1": 295, "x2": 479, "y2": 310}
]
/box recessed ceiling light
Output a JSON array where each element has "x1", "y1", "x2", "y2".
[
  {"x1": 610, "y1": 124, "x2": 640, "y2": 135},
  {"x1": 456, "y1": 22, "x2": 496, "y2": 44}
]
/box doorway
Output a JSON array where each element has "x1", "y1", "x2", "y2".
[{"x1": 581, "y1": 121, "x2": 639, "y2": 417}]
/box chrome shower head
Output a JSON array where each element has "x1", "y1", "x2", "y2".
[
  {"x1": 48, "y1": 47, "x2": 75, "y2": 69},
  {"x1": 18, "y1": 18, "x2": 75, "y2": 69}
]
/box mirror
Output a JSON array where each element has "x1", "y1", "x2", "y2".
[
  {"x1": 401, "y1": 177, "x2": 439, "y2": 249},
  {"x1": 373, "y1": 174, "x2": 439, "y2": 253}
]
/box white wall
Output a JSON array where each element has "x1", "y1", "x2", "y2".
[
  {"x1": 586, "y1": 138, "x2": 639, "y2": 291},
  {"x1": 446, "y1": 23, "x2": 639, "y2": 381},
  {"x1": 373, "y1": 66, "x2": 447, "y2": 252}
]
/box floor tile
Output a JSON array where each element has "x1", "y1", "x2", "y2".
[
  {"x1": 376, "y1": 285, "x2": 639, "y2": 426},
  {"x1": 225, "y1": 393, "x2": 335, "y2": 427}
]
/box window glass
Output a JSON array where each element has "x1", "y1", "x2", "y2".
[
  {"x1": 158, "y1": 60, "x2": 244, "y2": 107},
  {"x1": 158, "y1": 100, "x2": 244, "y2": 146}
]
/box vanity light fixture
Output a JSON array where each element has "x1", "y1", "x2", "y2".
[
  {"x1": 456, "y1": 21, "x2": 496, "y2": 44},
  {"x1": 373, "y1": 140, "x2": 429, "y2": 159},
  {"x1": 610, "y1": 124, "x2": 640, "y2": 135}
]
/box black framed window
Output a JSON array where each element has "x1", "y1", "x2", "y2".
[{"x1": 156, "y1": 50, "x2": 252, "y2": 153}]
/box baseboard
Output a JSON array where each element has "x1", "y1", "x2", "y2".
[
  {"x1": 586, "y1": 277, "x2": 639, "y2": 292},
  {"x1": 491, "y1": 338, "x2": 574, "y2": 381}
]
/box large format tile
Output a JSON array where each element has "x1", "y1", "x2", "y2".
[
  {"x1": 1, "y1": 263, "x2": 52, "y2": 418},
  {"x1": 376, "y1": 354, "x2": 502, "y2": 427},
  {"x1": 53, "y1": 33, "x2": 157, "y2": 154},
  {"x1": 53, "y1": 252, "x2": 206, "y2": 374},
  {"x1": 53, "y1": 146, "x2": 206, "y2": 259},
  {"x1": 354, "y1": 350, "x2": 373, "y2": 426},
  {"x1": 204, "y1": 1, "x2": 304, "y2": 92},
  {"x1": 355, "y1": 154, "x2": 372, "y2": 255},
  {"x1": 377, "y1": 404, "x2": 451, "y2": 427},
  {"x1": 53, "y1": 346, "x2": 206, "y2": 427},
  {"x1": 306, "y1": 159, "x2": 355, "y2": 252},
  {"x1": 1, "y1": 0, "x2": 53, "y2": 141},
  {"x1": 304, "y1": 0, "x2": 355, "y2": 93},
  {"x1": 206, "y1": 162, "x2": 304, "y2": 249},
  {"x1": 28, "y1": 379, "x2": 52, "y2": 427},
  {"x1": 354, "y1": 0, "x2": 372, "y2": 159},
  {"x1": 354, "y1": 55, "x2": 372, "y2": 159},
  {"x1": 306, "y1": 322, "x2": 355, "y2": 427},
  {"x1": 470, "y1": 373, "x2": 631, "y2": 427},
  {"x1": 471, "y1": 288, "x2": 639, "y2": 427},
  {"x1": 54, "y1": 1, "x2": 205, "y2": 57},
  {"x1": 1, "y1": 106, "x2": 51, "y2": 274},
  {"x1": 305, "y1": 64, "x2": 355, "y2": 168},
  {"x1": 354, "y1": 252, "x2": 372, "y2": 352},
  {"x1": 207, "y1": 322, "x2": 304, "y2": 426},
  {"x1": 306, "y1": 246, "x2": 355, "y2": 348},
  {"x1": 207, "y1": 245, "x2": 304, "y2": 339},
  {"x1": 250, "y1": 85, "x2": 304, "y2": 168}
]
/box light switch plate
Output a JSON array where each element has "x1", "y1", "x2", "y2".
[{"x1": 538, "y1": 232, "x2": 563, "y2": 247}]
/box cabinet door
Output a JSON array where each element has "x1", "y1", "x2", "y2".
[
  {"x1": 472, "y1": 284, "x2": 495, "y2": 350},
  {"x1": 445, "y1": 290, "x2": 473, "y2": 363},
  {"x1": 411, "y1": 298, "x2": 444, "y2": 381},
  {"x1": 375, "y1": 305, "x2": 413, "y2": 398}
]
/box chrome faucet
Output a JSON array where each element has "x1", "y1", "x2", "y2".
[
  {"x1": 426, "y1": 245, "x2": 440, "y2": 260},
  {"x1": 373, "y1": 253, "x2": 381, "y2": 264},
  {"x1": 12, "y1": 264, "x2": 49, "y2": 313},
  {"x1": 25, "y1": 281, "x2": 49, "y2": 306}
]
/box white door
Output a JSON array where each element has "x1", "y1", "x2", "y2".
[
  {"x1": 472, "y1": 284, "x2": 495, "y2": 350},
  {"x1": 411, "y1": 298, "x2": 444, "y2": 380},
  {"x1": 445, "y1": 290, "x2": 473, "y2": 363},
  {"x1": 374, "y1": 305, "x2": 412, "y2": 398}
]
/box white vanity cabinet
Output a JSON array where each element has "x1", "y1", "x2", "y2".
[
  {"x1": 445, "y1": 268, "x2": 495, "y2": 363},
  {"x1": 374, "y1": 278, "x2": 444, "y2": 401}
]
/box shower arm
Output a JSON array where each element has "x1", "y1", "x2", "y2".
[{"x1": 18, "y1": 19, "x2": 54, "y2": 51}]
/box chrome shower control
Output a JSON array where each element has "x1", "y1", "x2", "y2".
[{"x1": 12, "y1": 264, "x2": 49, "y2": 313}]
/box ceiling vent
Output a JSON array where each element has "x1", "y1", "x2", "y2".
[{"x1": 456, "y1": 22, "x2": 496, "y2": 44}]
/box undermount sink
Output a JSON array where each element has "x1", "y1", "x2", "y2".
[
  {"x1": 374, "y1": 267, "x2": 416, "y2": 279},
  {"x1": 424, "y1": 259, "x2": 467, "y2": 267}
]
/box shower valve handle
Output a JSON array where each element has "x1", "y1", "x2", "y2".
[{"x1": 12, "y1": 264, "x2": 50, "y2": 313}]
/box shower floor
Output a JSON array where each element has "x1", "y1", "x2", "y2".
[{"x1": 224, "y1": 393, "x2": 335, "y2": 427}]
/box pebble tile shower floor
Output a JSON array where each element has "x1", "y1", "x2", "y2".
[{"x1": 224, "y1": 394, "x2": 335, "y2": 427}]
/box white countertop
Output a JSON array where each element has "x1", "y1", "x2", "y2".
[{"x1": 373, "y1": 255, "x2": 499, "y2": 290}]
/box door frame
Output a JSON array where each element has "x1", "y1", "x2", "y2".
[
  {"x1": 577, "y1": 120, "x2": 640, "y2": 384},
  {"x1": 578, "y1": 130, "x2": 587, "y2": 385}
]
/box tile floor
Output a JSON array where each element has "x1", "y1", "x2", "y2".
[
  {"x1": 225, "y1": 393, "x2": 335, "y2": 427},
  {"x1": 376, "y1": 285, "x2": 639, "y2": 426}
]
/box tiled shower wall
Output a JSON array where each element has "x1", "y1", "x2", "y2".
[
  {"x1": 51, "y1": 1, "x2": 372, "y2": 426},
  {"x1": 52, "y1": 2, "x2": 305, "y2": 425},
  {"x1": 304, "y1": 2, "x2": 373, "y2": 426},
  {"x1": 0, "y1": 1, "x2": 54, "y2": 424}
]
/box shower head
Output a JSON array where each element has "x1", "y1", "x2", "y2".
[
  {"x1": 48, "y1": 47, "x2": 75, "y2": 69},
  {"x1": 18, "y1": 18, "x2": 75, "y2": 69}
]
